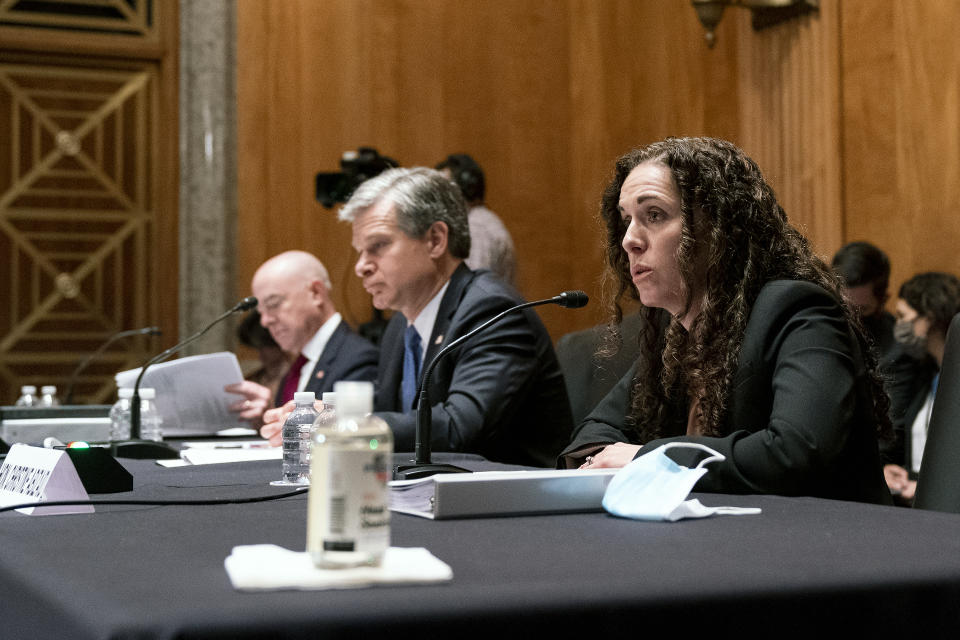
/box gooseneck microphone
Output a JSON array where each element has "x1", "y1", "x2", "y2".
[
  {"x1": 64, "y1": 326, "x2": 162, "y2": 404},
  {"x1": 112, "y1": 297, "x2": 257, "y2": 459},
  {"x1": 394, "y1": 290, "x2": 588, "y2": 480}
]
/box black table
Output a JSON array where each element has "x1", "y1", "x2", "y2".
[{"x1": 2, "y1": 453, "x2": 960, "y2": 638}]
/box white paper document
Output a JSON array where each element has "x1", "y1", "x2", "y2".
[
  {"x1": 179, "y1": 446, "x2": 282, "y2": 466},
  {"x1": 115, "y1": 351, "x2": 247, "y2": 436}
]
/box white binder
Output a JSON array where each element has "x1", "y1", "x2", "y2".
[{"x1": 389, "y1": 468, "x2": 619, "y2": 519}]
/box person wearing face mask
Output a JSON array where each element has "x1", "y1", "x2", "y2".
[
  {"x1": 561, "y1": 137, "x2": 891, "y2": 505},
  {"x1": 883, "y1": 272, "x2": 960, "y2": 503}
]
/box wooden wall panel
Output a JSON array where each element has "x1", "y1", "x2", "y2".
[
  {"x1": 237, "y1": 0, "x2": 747, "y2": 338},
  {"x1": 237, "y1": 0, "x2": 579, "y2": 335},
  {"x1": 237, "y1": 0, "x2": 960, "y2": 340},
  {"x1": 0, "y1": 1, "x2": 178, "y2": 404},
  {"x1": 842, "y1": 0, "x2": 960, "y2": 297},
  {"x1": 566, "y1": 0, "x2": 741, "y2": 322},
  {"x1": 735, "y1": 2, "x2": 843, "y2": 259}
]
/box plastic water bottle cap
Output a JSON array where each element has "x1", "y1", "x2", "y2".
[
  {"x1": 118, "y1": 388, "x2": 134, "y2": 399},
  {"x1": 293, "y1": 391, "x2": 316, "y2": 404},
  {"x1": 41, "y1": 385, "x2": 57, "y2": 394},
  {"x1": 139, "y1": 388, "x2": 156, "y2": 400},
  {"x1": 321, "y1": 392, "x2": 336, "y2": 404},
  {"x1": 21, "y1": 385, "x2": 37, "y2": 394},
  {"x1": 333, "y1": 381, "x2": 373, "y2": 416}
]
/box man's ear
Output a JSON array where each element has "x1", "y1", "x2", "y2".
[
  {"x1": 426, "y1": 221, "x2": 449, "y2": 259},
  {"x1": 307, "y1": 279, "x2": 329, "y2": 309}
]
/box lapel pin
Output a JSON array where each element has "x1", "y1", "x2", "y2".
[
  {"x1": 435, "y1": 335, "x2": 443, "y2": 345},
  {"x1": 315, "y1": 370, "x2": 325, "y2": 379}
]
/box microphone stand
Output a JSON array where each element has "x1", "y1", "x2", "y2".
[
  {"x1": 64, "y1": 327, "x2": 162, "y2": 404},
  {"x1": 394, "y1": 290, "x2": 588, "y2": 480},
  {"x1": 111, "y1": 297, "x2": 257, "y2": 459}
]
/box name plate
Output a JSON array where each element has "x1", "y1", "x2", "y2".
[{"x1": 0, "y1": 443, "x2": 93, "y2": 515}]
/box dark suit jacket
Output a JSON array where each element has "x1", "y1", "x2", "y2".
[
  {"x1": 880, "y1": 356, "x2": 937, "y2": 476},
  {"x1": 375, "y1": 263, "x2": 573, "y2": 467},
  {"x1": 273, "y1": 321, "x2": 378, "y2": 406},
  {"x1": 563, "y1": 280, "x2": 891, "y2": 505},
  {"x1": 863, "y1": 310, "x2": 898, "y2": 365}
]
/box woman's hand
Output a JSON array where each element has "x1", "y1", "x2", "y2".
[{"x1": 580, "y1": 442, "x2": 642, "y2": 469}]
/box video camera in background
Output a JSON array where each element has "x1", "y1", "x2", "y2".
[{"x1": 315, "y1": 147, "x2": 398, "y2": 208}]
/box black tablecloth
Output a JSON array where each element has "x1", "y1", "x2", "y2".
[{"x1": 2, "y1": 453, "x2": 960, "y2": 638}]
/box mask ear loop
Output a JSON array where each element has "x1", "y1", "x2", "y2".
[{"x1": 659, "y1": 442, "x2": 725, "y2": 469}]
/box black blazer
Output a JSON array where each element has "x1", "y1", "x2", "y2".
[
  {"x1": 374, "y1": 263, "x2": 573, "y2": 467},
  {"x1": 564, "y1": 280, "x2": 891, "y2": 505},
  {"x1": 879, "y1": 350, "x2": 937, "y2": 476},
  {"x1": 273, "y1": 320, "x2": 378, "y2": 406}
]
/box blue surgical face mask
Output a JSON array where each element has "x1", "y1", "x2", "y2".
[{"x1": 602, "y1": 443, "x2": 760, "y2": 522}]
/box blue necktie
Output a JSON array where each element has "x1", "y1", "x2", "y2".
[{"x1": 401, "y1": 325, "x2": 422, "y2": 411}]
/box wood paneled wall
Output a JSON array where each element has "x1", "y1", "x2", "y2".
[
  {"x1": 735, "y1": 1, "x2": 844, "y2": 255},
  {"x1": 237, "y1": 0, "x2": 960, "y2": 339},
  {"x1": 0, "y1": 1, "x2": 178, "y2": 403},
  {"x1": 841, "y1": 0, "x2": 960, "y2": 300}
]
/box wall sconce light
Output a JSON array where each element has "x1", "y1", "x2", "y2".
[{"x1": 692, "y1": 0, "x2": 819, "y2": 48}]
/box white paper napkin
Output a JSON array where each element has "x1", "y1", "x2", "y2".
[{"x1": 225, "y1": 544, "x2": 453, "y2": 591}]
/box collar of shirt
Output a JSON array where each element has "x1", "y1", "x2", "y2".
[
  {"x1": 408, "y1": 280, "x2": 450, "y2": 363},
  {"x1": 297, "y1": 312, "x2": 342, "y2": 391}
]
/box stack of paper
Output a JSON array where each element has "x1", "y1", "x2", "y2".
[{"x1": 115, "y1": 352, "x2": 247, "y2": 436}]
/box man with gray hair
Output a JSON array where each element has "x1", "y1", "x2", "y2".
[
  {"x1": 228, "y1": 250, "x2": 378, "y2": 427},
  {"x1": 262, "y1": 168, "x2": 572, "y2": 467}
]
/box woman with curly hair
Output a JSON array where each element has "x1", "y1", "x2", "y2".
[{"x1": 564, "y1": 137, "x2": 891, "y2": 504}]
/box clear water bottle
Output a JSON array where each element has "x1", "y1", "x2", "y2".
[
  {"x1": 39, "y1": 385, "x2": 60, "y2": 407},
  {"x1": 307, "y1": 381, "x2": 392, "y2": 568},
  {"x1": 15, "y1": 385, "x2": 37, "y2": 406},
  {"x1": 313, "y1": 392, "x2": 337, "y2": 435},
  {"x1": 272, "y1": 391, "x2": 318, "y2": 486},
  {"x1": 109, "y1": 388, "x2": 134, "y2": 441},
  {"x1": 138, "y1": 387, "x2": 163, "y2": 442}
]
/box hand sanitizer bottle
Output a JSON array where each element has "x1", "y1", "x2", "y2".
[{"x1": 307, "y1": 381, "x2": 392, "y2": 568}]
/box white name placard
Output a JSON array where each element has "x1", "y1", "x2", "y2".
[{"x1": 0, "y1": 443, "x2": 93, "y2": 515}]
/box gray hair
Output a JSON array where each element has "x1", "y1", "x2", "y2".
[{"x1": 338, "y1": 167, "x2": 471, "y2": 259}]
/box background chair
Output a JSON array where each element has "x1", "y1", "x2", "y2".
[
  {"x1": 555, "y1": 313, "x2": 644, "y2": 425},
  {"x1": 913, "y1": 313, "x2": 960, "y2": 513}
]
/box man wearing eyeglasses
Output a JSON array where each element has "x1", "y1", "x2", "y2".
[{"x1": 225, "y1": 250, "x2": 378, "y2": 427}]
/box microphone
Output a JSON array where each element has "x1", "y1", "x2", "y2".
[
  {"x1": 394, "y1": 290, "x2": 589, "y2": 480},
  {"x1": 111, "y1": 296, "x2": 258, "y2": 459},
  {"x1": 554, "y1": 290, "x2": 588, "y2": 309},
  {"x1": 64, "y1": 326, "x2": 162, "y2": 404}
]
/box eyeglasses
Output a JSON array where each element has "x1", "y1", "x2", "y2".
[{"x1": 257, "y1": 295, "x2": 286, "y2": 316}]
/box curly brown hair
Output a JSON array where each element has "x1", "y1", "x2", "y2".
[{"x1": 599, "y1": 137, "x2": 890, "y2": 442}]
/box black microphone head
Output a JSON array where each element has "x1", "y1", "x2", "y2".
[
  {"x1": 555, "y1": 290, "x2": 589, "y2": 309},
  {"x1": 234, "y1": 296, "x2": 258, "y2": 312}
]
